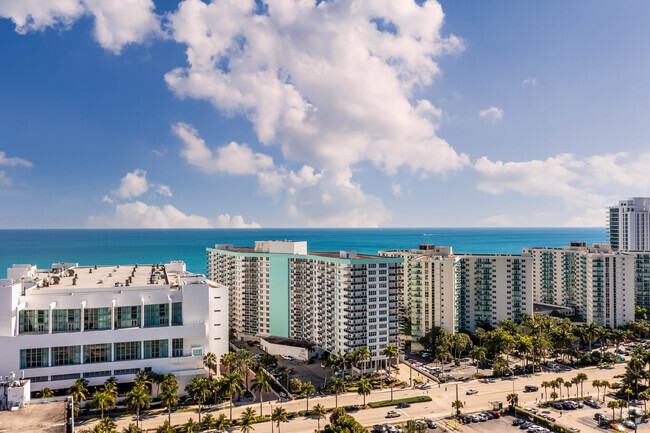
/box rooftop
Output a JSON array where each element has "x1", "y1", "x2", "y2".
[
  {"x1": 0, "y1": 401, "x2": 67, "y2": 433},
  {"x1": 210, "y1": 246, "x2": 386, "y2": 260},
  {"x1": 261, "y1": 336, "x2": 316, "y2": 349}
]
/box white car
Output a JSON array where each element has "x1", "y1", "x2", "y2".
[
  {"x1": 466, "y1": 389, "x2": 478, "y2": 395},
  {"x1": 282, "y1": 355, "x2": 293, "y2": 361}
]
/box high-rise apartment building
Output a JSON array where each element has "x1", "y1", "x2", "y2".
[
  {"x1": 206, "y1": 241, "x2": 402, "y2": 362},
  {"x1": 0, "y1": 261, "x2": 228, "y2": 393},
  {"x1": 525, "y1": 243, "x2": 635, "y2": 328},
  {"x1": 380, "y1": 245, "x2": 533, "y2": 336},
  {"x1": 608, "y1": 197, "x2": 650, "y2": 251}
]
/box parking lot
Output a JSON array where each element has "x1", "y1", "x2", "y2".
[{"x1": 535, "y1": 400, "x2": 650, "y2": 432}]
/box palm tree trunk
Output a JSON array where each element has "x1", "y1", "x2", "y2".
[
  {"x1": 168, "y1": 406, "x2": 171, "y2": 423},
  {"x1": 259, "y1": 392, "x2": 264, "y2": 416},
  {"x1": 101, "y1": 408, "x2": 104, "y2": 419},
  {"x1": 230, "y1": 397, "x2": 233, "y2": 420},
  {"x1": 137, "y1": 406, "x2": 140, "y2": 429}
]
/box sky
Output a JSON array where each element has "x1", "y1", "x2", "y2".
[{"x1": 0, "y1": 0, "x2": 649, "y2": 229}]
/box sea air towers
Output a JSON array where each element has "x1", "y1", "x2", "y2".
[
  {"x1": 206, "y1": 241, "x2": 402, "y2": 363},
  {"x1": 608, "y1": 197, "x2": 650, "y2": 251}
]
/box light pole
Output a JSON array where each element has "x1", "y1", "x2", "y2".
[{"x1": 506, "y1": 366, "x2": 516, "y2": 418}]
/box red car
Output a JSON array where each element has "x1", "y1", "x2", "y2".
[{"x1": 489, "y1": 411, "x2": 501, "y2": 419}]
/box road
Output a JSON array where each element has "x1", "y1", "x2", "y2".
[{"x1": 78, "y1": 361, "x2": 627, "y2": 432}]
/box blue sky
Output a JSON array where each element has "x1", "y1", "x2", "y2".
[{"x1": 1, "y1": 0, "x2": 649, "y2": 228}]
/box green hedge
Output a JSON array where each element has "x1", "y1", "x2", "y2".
[{"x1": 367, "y1": 396, "x2": 432, "y2": 408}]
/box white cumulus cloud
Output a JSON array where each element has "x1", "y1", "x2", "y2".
[
  {"x1": 173, "y1": 122, "x2": 274, "y2": 175},
  {"x1": 109, "y1": 168, "x2": 172, "y2": 200},
  {"x1": 165, "y1": 0, "x2": 467, "y2": 176},
  {"x1": 479, "y1": 106, "x2": 504, "y2": 123},
  {"x1": 89, "y1": 201, "x2": 260, "y2": 228},
  {"x1": 0, "y1": 0, "x2": 161, "y2": 53},
  {"x1": 0, "y1": 151, "x2": 33, "y2": 167}
]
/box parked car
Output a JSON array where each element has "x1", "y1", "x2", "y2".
[
  {"x1": 478, "y1": 414, "x2": 487, "y2": 422},
  {"x1": 396, "y1": 402, "x2": 411, "y2": 408},
  {"x1": 483, "y1": 412, "x2": 493, "y2": 420},
  {"x1": 525, "y1": 385, "x2": 539, "y2": 392},
  {"x1": 386, "y1": 411, "x2": 400, "y2": 418},
  {"x1": 461, "y1": 415, "x2": 472, "y2": 424},
  {"x1": 489, "y1": 410, "x2": 501, "y2": 418},
  {"x1": 281, "y1": 355, "x2": 293, "y2": 360},
  {"x1": 426, "y1": 419, "x2": 437, "y2": 429},
  {"x1": 512, "y1": 419, "x2": 525, "y2": 426},
  {"x1": 373, "y1": 425, "x2": 387, "y2": 432},
  {"x1": 594, "y1": 413, "x2": 606, "y2": 420},
  {"x1": 630, "y1": 407, "x2": 643, "y2": 416},
  {"x1": 520, "y1": 423, "x2": 529, "y2": 429},
  {"x1": 466, "y1": 388, "x2": 478, "y2": 395},
  {"x1": 584, "y1": 399, "x2": 599, "y2": 408},
  {"x1": 623, "y1": 420, "x2": 636, "y2": 429},
  {"x1": 470, "y1": 415, "x2": 479, "y2": 422},
  {"x1": 611, "y1": 423, "x2": 626, "y2": 432}
]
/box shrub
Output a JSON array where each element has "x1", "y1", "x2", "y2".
[{"x1": 367, "y1": 396, "x2": 432, "y2": 408}]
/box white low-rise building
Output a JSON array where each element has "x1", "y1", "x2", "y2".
[{"x1": 0, "y1": 261, "x2": 228, "y2": 393}]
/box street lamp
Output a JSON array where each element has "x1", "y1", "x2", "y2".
[{"x1": 506, "y1": 366, "x2": 517, "y2": 418}]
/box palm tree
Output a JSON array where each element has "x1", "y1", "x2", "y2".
[
  {"x1": 602, "y1": 380, "x2": 611, "y2": 402},
  {"x1": 98, "y1": 417, "x2": 117, "y2": 433},
  {"x1": 272, "y1": 406, "x2": 288, "y2": 433},
  {"x1": 592, "y1": 379, "x2": 601, "y2": 401},
  {"x1": 160, "y1": 381, "x2": 179, "y2": 424},
  {"x1": 357, "y1": 377, "x2": 372, "y2": 407},
  {"x1": 329, "y1": 377, "x2": 345, "y2": 408},
  {"x1": 550, "y1": 391, "x2": 558, "y2": 401},
  {"x1": 203, "y1": 352, "x2": 218, "y2": 379},
  {"x1": 68, "y1": 378, "x2": 90, "y2": 405},
  {"x1": 469, "y1": 346, "x2": 487, "y2": 376},
  {"x1": 541, "y1": 381, "x2": 550, "y2": 401},
  {"x1": 92, "y1": 390, "x2": 116, "y2": 420},
  {"x1": 383, "y1": 344, "x2": 399, "y2": 375},
  {"x1": 134, "y1": 370, "x2": 152, "y2": 391},
  {"x1": 220, "y1": 352, "x2": 235, "y2": 373},
  {"x1": 556, "y1": 377, "x2": 564, "y2": 399},
  {"x1": 184, "y1": 417, "x2": 199, "y2": 433},
  {"x1": 452, "y1": 399, "x2": 464, "y2": 418},
  {"x1": 302, "y1": 381, "x2": 315, "y2": 411},
  {"x1": 156, "y1": 421, "x2": 175, "y2": 433},
  {"x1": 185, "y1": 377, "x2": 211, "y2": 425},
  {"x1": 125, "y1": 383, "x2": 152, "y2": 429},
  {"x1": 575, "y1": 373, "x2": 588, "y2": 397},
  {"x1": 357, "y1": 346, "x2": 370, "y2": 374},
  {"x1": 312, "y1": 403, "x2": 327, "y2": 431},
  {"x1": 214, "y1": 413, "x2": 232, "y2": 432},
  {"x1": 251, "y1": 369, "x2": 273, "y2": 416},
  {"x1": 564, "y1": 382, "x2": 572, "y2": 398},
  {"x1": 639, "y1": 389, "x2": 650, "y2": 413},
  {"x1": 202, "y1": 413, "x2": 216, "y2": 431},
  {"x1": 221, "y1": 372, "x2": 244, "y2": 420},
  {"x1": 584, "y1": 322, "x2": 600, "y2": 352},
  {"x1": 121, "y1": 423, "x2": 142, "y2": 433},
  {"x1": 38, "y1": 387, "x2": 54, "y2": 398},
  {"x1": 239, "y1": 407, "x2": 256, "y2": 433},
  {"x1": 618, "y1": 399, "x2": 628, "y2": 418},
  {"x1": 607, "y1": 400, "x2": 618, "y2": 420},
  {"x1": 507, "y1": 393, "x2": 518, "y2": 406}
]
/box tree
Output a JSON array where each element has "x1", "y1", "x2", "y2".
[
  {"x1": 121, "y1": 423, "x2": 142, "y2": 433},
  {"x1": 469, "y1": 346, "x2": 487, "y2": 376},
  {"x1": 602, "y1": 380, "x2": 610, "y2": 402},
  {"x1": 214, "y1": 414, "x2": 232, "y2": 432},
  {"x1": 134, "y1": 371, "x2": 152, "y2": 391},
  {"x1": 220, "y1": 352, "x2": 235, "y2": 373},
  {"x1": 125, "y1": 383, "x2": 152, "y2": 430},
  {"x1": 203, "y1": 352, "x2": 218, "y2": 379},
  {"x1": 383, "y1": 344, "x2": 399, "y2": 400},
  {"x1": 451, "y1": 399, "x2": 464, "y2": 417},
  {"x1": 312, "y1": 403, "x2": 327, "y2": 431},
  {"x1": 156, "y1": 421, "x2": 175, "y2": 433},
  {"x1": 98, "y1": 417, "x2": 117, "y2": 433},
  {"x1": 202, "y1": 413, "x2": 216, "y2": 431},
  {"x1": 184, "y1": 417, "x2": 199, "y2": 433},
  {"x1": 329, "y1": 377, "x2": 346, "y2": 408},
  {"x1": 38, "y1": 387, "x2": 54, "y2": 398},
  {"x1": 92, "y1": 390, "x2": 116, "y2": 420},
  {"x1": 584, "y1": 322, "x2": 601, "y2": 352},
  {"x1": 564, "y1": 382, "x2": 572, "y2": 398},
  {"x1": 220, "y1": 372, "x2": 244, "y2": 420},
  {"x1": 302, "y1": 381, "x2": 315, "y2": 411},
  {"x1": 356, "y1": 346, "x2": 370, "y2": 373},
  {"x1": 289, "y1": 378, "x2": 302, "y2": 393},
  {"x1": 607, "y1": 400, "x2": 618, "y2": 420},
  {"x1": 556, "y1": 378, "x2": 565, "y2": 399},
  {"x1": 239, "y1": 407, "x2": 257, "y2": 433},
  {"x1": 618, "y1": 399, "x2": 628, "y2": 418},
  {"x1": 575, "y1": 373, "x2": 588, "y2": 397},
  {"x1": 507, "y1": 393, "x2": 518, "y2": 407},
  {"x1": 592, "y1": 379, "x2": 602, "y2": 401},
  {"x1": 251, "y1": 369, "x2": 273, "y2": 416},
  {"x1": 550, "y1": 391, "x2": 558, "y2": 401},
  {"x1": 160, "y1": 381, "x2": 179, "y2": 424},
  {"x1": 541, "y1": 381, "x2": 550, "y2": 402},
  {"x1": 68, "y1": 378, "x2": 90, "y2": 404},
  {"x1": 272, "y1": 406, "x2": 288, "y2": 433},
  {"x1": 185, "y1": 377, "x2": 211, "y2": 425},
  {"x1": 639, "y1": 389, "x2": 650, "y2": 413},
  {"x1": 357, "y1": 377, "x2": 372, "y2": 407}
]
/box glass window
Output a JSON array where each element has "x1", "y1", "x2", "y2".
[
  {"x1": 115, "y1": 306, "x2": 141, "y2": 329},
  {"x1": 144, "y1": 304, "x2": 169, "y2": 327},
  {"x1": 84, "y1": 344, "x2": 111, "y2": 363},
  {"x1": 19, "y1": 310, "x2": 49, "y2": 333},
  {"x1": 52, "y1": 309, "x2": 81, "y2": 332},
  {"x1": 84, "y1": 308, "x2": 111, "y2": 330},
  {"x1": 172, "y1": 338, "x2": 183, "y2": 357},
  {"x1": 20, "y1": 348, "x2": 49, "y2": 368},
  {"x1": 144, "y1": 339, "x2": 168, "y2": 359},
  {"x1": 172, "y1": 302, "x2": 182, "y2": 325},
  {"x1": 52, "y1": 346, "x2": 81, "y2": 366},
  {"x1": 114, "y1": 341, "x2": 141, "y2": 361}
]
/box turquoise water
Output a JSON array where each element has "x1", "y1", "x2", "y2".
[{"x1": 0, "y1": 228, "x2": 607, "y2": 277}]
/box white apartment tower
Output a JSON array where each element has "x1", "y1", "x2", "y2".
[
  {"x1": 609, "y1": 197, "x2": 650, "y2": 251},
  {"x1": 207, "y1": 241, "x2": 402, "y2": 362},
  {"x1": 0, "y1": 262, "x2": 228, "y2": 393},
  {"x1": 525, "y1": 243, "x2": 635, "y2": 328}
]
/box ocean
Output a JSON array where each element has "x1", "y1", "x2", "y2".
[{"x1": 0, "y1": 228, "x2": 607, "y2": 277}]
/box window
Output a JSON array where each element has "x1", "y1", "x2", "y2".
[
  {"x1": 20, "y1": 348, "x2": 48, "y2": 369},
  {"x1": 172, "y1": 302, "x2": 182, "y2": 325},
  {"x1": 144, "y1": 304, "x2": 169, "y2": 327},
  {"x1": 115, "y1": 306, "x2": 141, "y2": 329},
  {"x1": 19, "y1": 310, "x2": 49, "y2": 333},
  {"x1": 52, "y1": 346, "x2": 81, "y2": 366},
  {"x1": 114, "y1": 341, "x2": 141, "y2": 361},
  {"x1": 84, "y1": 344, "x2": 111, "y2": 364},
  {"x1": 144, "y1": 339, "x2": 168, "y2": 359},
  {"x1": 52, "y1": 309, "x2": 81, "y2": 332},
  {"x1": 172, "y1": 338, "x2": 183, "y2": 357},
  {"x1": 84, "y1": 308, "x2": 111, "y2": 330}
]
